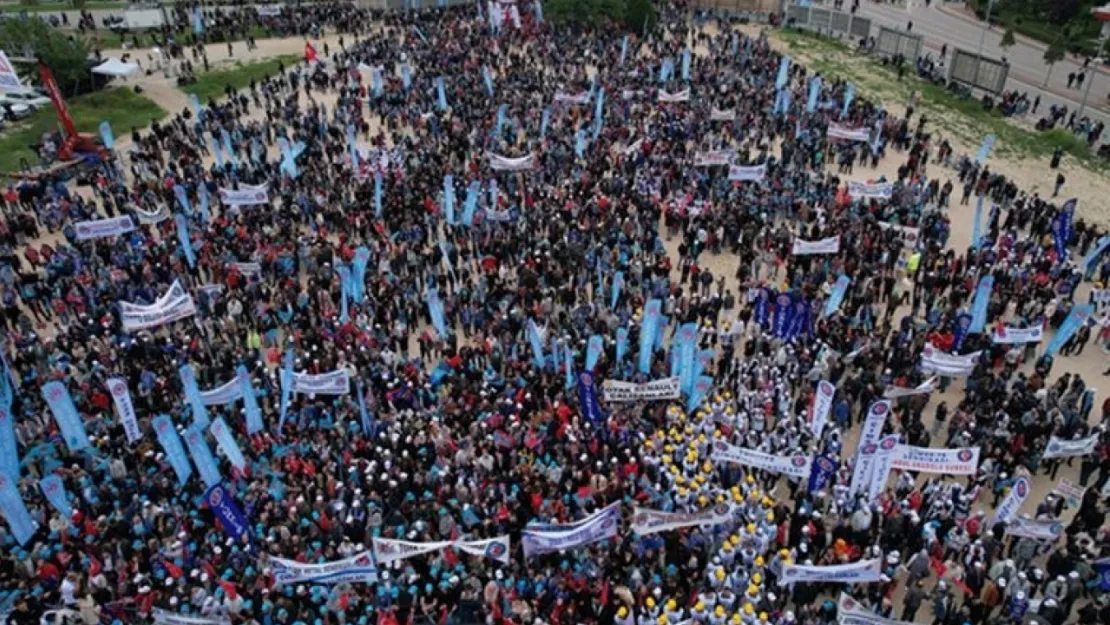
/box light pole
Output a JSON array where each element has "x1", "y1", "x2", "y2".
[{"x1": 1077, "y1": 35, "x2": 1107, "y2": 119}]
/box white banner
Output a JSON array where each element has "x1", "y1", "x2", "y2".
[
  {"x1": 485, "y1": 208, "x2": 513, "y2": 222},
  {"x1": 919, "y1": 346, "x2": 981, "y2": 377},
  {"x1": 120, "y1": 295, "x2": 197, "y2": 331},
  {"x1": 728, "y1": 163, "x2": 767, "y2": 182},
  {"x1": 810, "y1": 380, "x2": 835, "y2": 436},
  {"x1": 152, "y1": 609, "x2": 229, "y2": 625},
  {"x1": 992, "y1": 475, "x2": 1030, "y2": 525},
  {"x1": 876, "y1": 221, "x2": 920, "y2": 247},
  {"x1": 710, "y1": 107, "x2": 736, "y2": 121},
  {"x1": 837, "y1": 594, "x2": 915, "y2": 625},
  {"x1": 630, "y1": 504, "x2": 733, "y2": 535},
  {"x1": 792, "y1": 236, "x2": 840, "y2": 255},
  {"x1": 780, "y1": 558, "x2": 882, "y2": 585},
  {"x1": 621, "y1": 138, "x2": 644, "y2": 155},
  {"x1": 991, "y1": 325, "x2": 1044, "y2": 344},
  {"x1": 120, "y1": 280, "x2": 188, "y2": 314},
  {"x1": 290, "y1": 369, "x2": 351, "y2": 396},
  {"x1": 230, "y1": 262, "x2": 262, "y2": 278},
  {"x1": 849, "y1": 439, "x2": 879, "y2": 499},
  {"x1": 373, "y1": 536, "x2": 511, "y2": 565},
  {"x1": 199, "y1": 378, "x2": 243, "y2": 406},
  {"x1": 106, "y1": 377, "x2": 141, "y2": 443},
  {"x1": 488, "y1": 153, "x2": 536, "y2": 171},
  {"x1": 693, "y1": 150, "x2": 734, "y2": 167},
  {"x1": 890, "y1": 445, "x2": 981, "y2": 475},
  {"x1": 867, "y1": 435, "x2": 901, "y2": 504},
  {"x1": 270, "y1": 552, "x2": 378, "y2": 586},
  {"x1": 710, "y1": 440, "x2": 812, "y2": 479},
  {"x1": 1051, "y1": 479, "x2": 1087, "y2": 504},
  {"x1": 621, "y1": 89, "x2": 642, "y2": 100},
  {"x1": 848, "y1": 181, "x2": 894, "y2": 199},
  {"x1": 827, "y1": 123, "x2": 871, "y2": 142},
  {"x1": 859, "y1": 400, "x2": 890, "y2": 450},
  {"x1": 521, "y1": 502, "x2": 621, "y2": 558},
  {"x1": 883, "y1": 377, "x2": 938, "y2": 399},
  {"x1": 658, "y1": 89, "x2": 691, "y2": 103},
  {"x1": 1091, "y1": 288, "x2": 1110, "y2": 304},
  {"x1": 601, "y1": 377, "x2": 681, "y2": 402},
  {"x1": 134, "y1": 205, "x2": 171, "y2": 225},
  {"x1": 1043, "y1": 434, "x2": 1099, "y2": 459},
  {"x1": 553, "y1": 91, "x2": 590, "y2": 104},
  {"x1": 218, "y1": 186, "x2": 270, "y2": 206},
  {"x1": 0, "y1": 50, "x2": 25, "y2": 91},
  {"x1": 1004, "y1": 517, "x2": 1065, "y2": 541},
  {"x1": 74, "y1": 215, "x2": 136, "y2": 241}
]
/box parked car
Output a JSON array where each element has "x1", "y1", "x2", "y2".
[
  {"x1": 0, "y1": 102, "x2": 33, "y2": 121},
  {"x1": 0, "y1": 89, "x2": 52, "y2": 112}
]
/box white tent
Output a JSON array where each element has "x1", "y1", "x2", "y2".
[{"x1": 91, "y1": 58, "x2": 140, "y2": 78}]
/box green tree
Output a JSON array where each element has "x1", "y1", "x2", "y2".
[
  {"x1": 626, "y1": 0, "x2": 656, "y2": 37},
  {"x1": 1042, "y1": 35, "x2": 1067, "y2": 86},
  {"x1": 0, "y1": 18, "x2": 91, "y2": 97},
  {"x1": 545, "y1": 0, "x2": 626, "y2": 26},
  {"x1": 1000, "y1": 26, "x2": 1016, "y2": 52},
  {"x1": 70, "y1": 0, "x2": 87, "y2": 9}
]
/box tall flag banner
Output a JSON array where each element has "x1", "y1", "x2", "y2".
[
  {"x1": 640, "y1": 300, "x2": 661, "y2": 373},
  {"x1": 205, "y1": 483, "x2": 251, "y2": 545},
  {"x1": 462, "y1": 180, "x2": 480, "y2": 225},
  {"x1": 346, "y1": 124, "x2": 359, "y2": 166},
  {"x1": 593, "y1": 87, "x2": 605, "y2": 138},
  {"x1": 527, "y1": 319, "x2": 546, "y2": 369},
  {"x1": 687, "y1": 375, "x2": 713, "y2": 413},
  {"x1": 953, "y1": 312, "x2": 973, "y2": 351},
  {"x1": 564, "y1": 341, "x2": 574, "y2": 390},
  {"x1": 1083, "y1": 235, "x2": 1110, "y2": 277},
  {"x1": 676, "y1": 323, "x2": 698, "y2": 393},
  {"x1": 620, "y1": 35, "x2": 629, "y2": 66},
  {"x1": 585, "y1": 335, "x2": 604, "y2": 371},
  {"x1": 237, "y1": 365, "x2": 264, "y2": 435},
  {"x1": 436, "y1": 77, "x2": 448, "y2": 111},
  {"x1": 357, "y1": 380, "x2": 374, "y2": 437},
  {"x1": 822, "y1": 275, "x2": 850, "y2": 318},
  {"x1": 183, "y1": 423, "x2": 221, "y2": 488},
  {"x1": 179, "y1": 365, "x2": 211, "y2": 428},
  {"x1": 39, "y1": 475, "x2": 72, "y2": 519},
  {"x1": 209, "y1": 417, "x2": 247, "y2": 472},
  {"x1": 775, "y1": 56, "x2": 791, "y2": 89},
  {"x1": 152, "y1": 415, "x2": 193, "y2": 485},
  {"x1": 41, "y1": 381, "x2": 89, "y2": 452},
  {"x1": 106, "y1": 377, "x2": 142, "y2": 443},
  {"x1": 1044, "y1": 304, "x2": 1093, "y2": 356},
  {"x1": 0, "y1": 404, "x2": 17, "y2": 480},
  {"x1": 482, "y1": 66, "x2": 495, "y2": 97},
  {"x1": 610, "y1": 271, "x2": 624, "y2": 309},
  {"x1": 0, "y1": 472, "x2": 36, "y2": 545},
  {"x1": 972, "y1": 195, "x2": 985, "y2": 247},
  {"x1": 443, "y1": 175, "x2": 456, "y2": 224},
  {"x1": 615, "y1": 327, "x2": 629, "y2": 363},
  {"x1": 99, "y1": 121, "x2": 114, "y2": 149},
  {"x1": 401, "y1": 63, "x2": 412, "y2": 89},
  {"x1": 174, "y1": 214, "x2": 196, "y2": 268},
  {"x1": 841, "y1": 82, "x2": 854, "y2": 118},
  {"x1": 806, "y1": 76, "x2": 822, "y2": 113},
  {"x1": 192, "y1": 7, "x2": 204, "y2": 34},
  {"x1": 976, "y1": 134, "x2": 996, "y2": 163},
  {"x1": 374, "y1": 172, "x2": 383, "y2": 218},
  {"x1": 681, "y1": 48, "x2": 692, "y2": 80},
  {"x1": 969, "y1": 275, "x2": 993, "y2": 333},
  {"x1": 426, "y1": 288, "x2": 448, "y2": 338},
  {"x1": 577, "y1": 372, "x2": 603, "y2": 423},
  {"x1": 220, "y1": 128, "x2": 237, "y2": 167},
  {"x1": 277, "y1": 349, "x2": 294, "y2": 432},
  {"x1": 1053, "y1": 199, "x2": 1076, "y2": 259}
]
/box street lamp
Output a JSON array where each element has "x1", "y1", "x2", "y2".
[{"x1": 1079, "y1": 5, "x2": 1110, "y2": 118}]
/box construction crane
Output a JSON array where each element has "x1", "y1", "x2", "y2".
[{"x1": 36, "y1": 59, "x2": 108, "y2": 162}]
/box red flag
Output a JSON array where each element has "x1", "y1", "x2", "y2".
[
  {"x1": 87, "y1": 554, "x2": 102, "y2": 577},
  {"x1": 217, "y1": 579, "x2": 238, "y2": 601},
  {"x1": 162, "y1": 559, "x2": 183, "y2": 579},
  {"x1": 305, "y1": 41, "x2": 318, "y2": 63}
]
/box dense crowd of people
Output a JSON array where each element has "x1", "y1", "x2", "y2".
[{"x1": 2, "y1": 3, "x2": 1110, "y2": 625}]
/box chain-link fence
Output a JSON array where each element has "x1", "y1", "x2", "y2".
[{"x1": 785, "y1": 4, "x2": 870, "y2": 40}]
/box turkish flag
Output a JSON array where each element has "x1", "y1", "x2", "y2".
[
  {"x1": 305, "y1": 41, "x2": 318, "y2": 63},
  {"x1": 217, "y1": 579, "x2": 238, "y2": 601}
]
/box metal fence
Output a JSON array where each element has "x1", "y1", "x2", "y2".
[
  {"x1": 874, "y1": 25, "x2": 922, "y2": 60},
  {"x1": 692, "y1": 0, "x2": 778, "y2": 22},
  {"x1": 786, "y1": 4, "x2": 871, "y2": 40},
  {"x1": 949, "y1": 48, "x2": 1009, "y2": 95}
]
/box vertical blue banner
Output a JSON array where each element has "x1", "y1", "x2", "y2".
[
  {"x1": 482, "y1": 66, "x2": 495, "y2": 97},
  {"x1": 593, "y1": 88, "x2": 605, "y2": 139},
  {"x1": 174, "y1": 214, "x2": 196, "y2": 268},
  {"x1": 41, "y1": 381, "x2": 89, "y2": 452},
  {"x1": 969, "y1": 275, "x2": 994, "y2": 333},
  {"x1": 639, "y1": 299, "x2": 661, "y2": 374},
  {"x1": 660, "y1": 57, "x2": 674, "y2": 83},
  {"x1": 183, "y1": 423, "x2": 221, "y2": 488},
  {"x1": 655, "y1": 315, "x2": 669, "y2": 350},
  {"x1": 0, "y1": 472, "x2": 36, "y2": 545},
  {"x1": 534, "y1": 0, "x2": 543, "y2": 23},
  {"x1": 192, "y1": 7, "x2": 204, "y2": 33},
  {"x1": 346, "y1": 124, "x2": 359, "y2": 166},
  {"x1": 0, "y1": 404, "x2": 18, "y2": 480},
  {"x1": 677, "y1": 323, "x2": 698, "y2": 393},
  {"x1": 953, "y1": 312, "x2": 973, "y2": 351},
  {"x1": 495, "y1": 104, "x2": 507, "y2": 135},
  {"x1": 98, "y1": 121, "x2": 114, "y2": 149},
  {"x1": 237, "y1": 365, "x2": 264, "y2": 435},
  {"x1": 806, "y1": 76, "x2": 822, "y2": 113},
  {"x1": 152, "y1": 415, "x2": 193, "y2": 486},
  {"x1": 209, "y1": 417, "x2": 246, "y2": 473},
  {"x1": 444, "y1": 175, "x2": 456, "y2": 224},
  {"x1": 823, "y1": 275, "x2": 850, "y2": 318},
  {"x1": 585, "y1": 335, "x2": 604, "y2": 371},
  {"x1": 693, "y1": 349, "x2": 716, "y2": 381},
  {"x1": 807, "y1": 455, "x2": 839, "y2": 494},
  {"x1": 173, "y1": 185, "x2": 192, "y2": 214},
  {"x1": 772, "y1": 292, "x2": 795, "y2": 338},
  {"x1": 277, "y1": 349, "x2": 294, "y2": 432},
  {"x1": 220, "y1": 128, "x2": 237, "y2": 167},
  {"x1": 615, "y1": 327, "x2": 629, "y2": 364},
  {"x1": 1053, "y1": 199, "x2": 1076, "y2": 259},
  {"x1": 755, "y1": 288, "x2": 771, "y2": 327},
  {"x1": 563, "y1": 342, "x2": 575, "y2": 390},
  {"x1": 620, "y1": 35, "x2": 629, "y2": 66},
  {"x1": 401, "y1": 63, "x2": 412, "y2": 90},
  {"x1": 527, "y1": 319, "x2": 546, "y2": 368},
  {"x1": 336, "y1": 265, "x2": 351, "y2": 323},
  {"x1": 204, "y1": 483, "x2": 251, "y2": 545},
  {"x1": 426, "y1": 288, "x2": 447, "y2": 338},
  {"x1": 541, "y1": 107, "x2": 551, "y2": 140},
  {"x1": 436, "y1": 77, "x2": 448, "y2": 110},
  {"x1": 775, "y1": 56, "x2": 791, "y2": 89},
  {"x1": 976, "y1": 134, "x2": 996, "y2": 164},
  {"x1": 575, "y1": 128, "x2": 587, "y2": 158},
  {"x1": 374, "y1": 172, "x2": 383, "y2": 218},
  {"x1": 972, "y1": 195, "x2": 985, "y2": 247},
  {"x1": 189, "y1": 93, "x2": 203, "y2": 120},
  {"x1": 352, "y1": 247, "x2": 369, "y2": 303},
  {"x1": 198, "y1": 184, "x2": 210, "y2": 223},
  {"x1": 1083, "y1": 235, "x2": 1110, "y2": 276},
  {"x1": 39, "y1": 475, "x2": 72, "y2": 519},
  {"x1": 610, "y1": 271, "x2": 624, "y2": 309},
  {"x1": 462, "y1": 180, "x2": 479, "y2": 225},
  {"x1": 371, "y1": 67, "x2": 383, "y2": 98},
  {"x1": 179, "y1": 365, "x2": 211, "y2": 428},
  {"x1": 687, "y1": 375, "x2": 713, "y2": 413},
  {"x1": 682, "y1": 48, "x2": 692, "y2": 80},
  {"x1": 577, "y1": 372, "x2": 603, "y2": 423},
  {"x1": 1044, "y1": 304, "x2": 1094, "y2": 357},
  {"x1": 210, "y1": 135, "x2": 224, "y2": 168},
  {"x1": 357, "y1": 380, "x2": 374, "y2": 437},
  {"x1": 842, "y1": 82, "x2": 855, "y2": 118}
]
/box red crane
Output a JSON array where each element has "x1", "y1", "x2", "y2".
[{"x1": 37, "y1": 60, "x2": 108, "y2": 161}]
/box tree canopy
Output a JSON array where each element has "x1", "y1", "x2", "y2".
[{"x1": 0, "y1": 18, "x2": 91, "y2": 97}]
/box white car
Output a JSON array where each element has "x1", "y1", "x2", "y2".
[{"x1": 0, "y1": 90, "x2": 52, "y2": 112}]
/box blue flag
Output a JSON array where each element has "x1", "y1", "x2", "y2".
[
  {"x1": 98, "y1": 121, "x2": 114, "y2": 149},
  {"x1": 807, "y1": 455, "x2": 839, "y2": 494},
  {"x1": 39, "y1": 475, "x2": 72, "y2": 518},
  {"x1": 174, "y1": 214, "x2": 196, "y2": 268},
  {"x1": 436, "y1": 77, "x2": 448, "y2": 111},
  {"x1": 639, "y1": 300, "x2": 661, "y2": 374},
  {"x1": 153, "y1": 415, "x2": 192, "y2": 485},
  {"x1": 976, "y1": 134, "x2": 996, "y2": 163},
  {"x1": 610, "y1": 271, "x2": 624, "y2": 309},
  {"x1": 237, "y1": 365, "x2": 264, "y2": 435},
  {"x1": 842, "y1": 82, "x2": 855, "y2": 118},
  {"x1": 1083, "y1": 235, "x2": 1110, "y2": 277},
  {"x1": 655, "y1": 315, "x2": 669, "y2": 350},
  {"x1": 577, "y1": 372, "x2": 603, "y2": 423},
  {"x1": 0, "y1": 472, "x2": 35, "y2": 545},
  {"x1": 179, "y1": 365, "x2": 210, "y2": 428},
  {"x1": 534, "y1": 0, "x2": 543, "y2": 24},
  {"x1": 346, "y1": 124, "x2": 359, "y2": 166},
  {"x1": 527, "y1": 319, "x2": 546, "y2": 369},
  {"x1": 564, "y1": 342, "x2": 575, "y2": 390},
  {"x1": 687, "y1": 375, "x2": 713, "y2": 413},
  {"x1": 681, "y1": 48, "x2": 692, "y2": 80},
  {"x1": 336, "y1": 264, "x2": 351, "y2": 323},
  {"x1": 462, "y1": 180, "x2": 480, "y2": 225},
  {"x1": 41, "y1": 381, "x2": 89, "y2": 452},
  {"x1": 540, "y1": 107, "x2": 551, "y2": 140},
  {"x1": 1044, "y1": 304, "x2": 1094, "y2": 357},
  {"x1": 277, "y1": 349, "x2": 294, "y2": 432},
  {"x1": 0, "y1": 403, "x2": 17, "y2": 480},
  {"x1": 1053, "y1": 199, "x2": 1076, "y2": 259},
  {"x1": 192, "y1": 7, "x2": 204, "y2": 33},
  {"x1": 183, "y1": 423, "x2": 221, "y2": 488},
  {"x1": 953, "y1": 312, "x2": 973, "y2": 351},
  {"x1": 585, "y1": 335, "x2": 604, "y2": 371},
  {"x1": 823, "y1": 275, "x2": 850, "y2": 318},
  {"x1": 374, "y1": 172, "x2": 383, "y2": 218},
  {"x1": 677, "y1": 323, "x2": 698, "y2": 393},
  {"x1": 495, "y1": 103, "x2": 507, "y2": 135},
  {"x1": 620, "y1": 35, "x2": 629, "y2": 66},
  {"x1": 205, "y1": 483, "x2": 251, "y2": 545},
  {"x1": 401, "y1": 63, "x2": 412, "y2": 90},
  {"x1": 660, "y1": 57, "x2": 674, "y2": 83},
  {"x1": 575, "y1": 128, "x2": 587, "y2": 158},
  {"x1": 189, "y1": 93, "x2": 203, "y2": 120},
  {"x1": 755, "y1": 288, "x2": 771, "y2": 327},
  {"x1": 209, "y1": 417, "x2": 246, "y2": 473},
  {"x1": 593, "y1": 88, "x2": 605, "y2": 139},
  {"x1": 483, "y1": 66, "x2": 495, "y2": 97},
  {"x1": 775, "y1": 56, "x2": 791, "y2": 89},
  {"x1": 969, "y1": 275, "x2": 994, "y2": 333},
  {"x1": 220, "y1": 128, "x2": 237, "y2": 167},
  {"x1": 806, "y1": 76, "x2": 821, "y2": 113},
  {"x1": 198, "y1": 184, "x2": 210, "y2": 223},
  {"x1": 427, "y1": 288, "x2": 447, "y2": 338},
  {"x1": 173, "y1": 185, "x2": 192, "y2": 215},
  {"x1": 615, "y1": 327, "x2": 629, "y2": 364},
  {"x1": 773, "y1": 292, "x2": 795, "y2": 338},
  {"x1": 972, "y1": 195, "x2": 985, "y2": 247},
  {"x1": 210, "y1": 135, "x2": 224, "y2": 168},
  {"x1": 357, "y1": 380, "x2": 373, "y2": 437},
  {"x1": 371, "y1": 67, "x2": 383, "y2": 97},
  {"x1": 443, "y1": 175, "x2": 456, "y2": 224}
]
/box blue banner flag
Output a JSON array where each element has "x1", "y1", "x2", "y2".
[
  {"x1": 39, "y1": 475, "x2": 72, "y2": 519},
  {"x1": 842, "y1": 82, "x2": 855, "y2": 118},
  {"x1": 0, "y1": 404, "x2": 17, "y2": 480},
  {"x1": 534, "y1": 0, "x2": 543, "y2": 24},
  {"x1": 173, "y1": 214, "x2": 196, "y2": 268},
  {"x1": 687, "y1": 375, "x2": 713, "y2": 413},
  {"x1": 0, "y1": 472, "x2": 36, "y2": 545},
  {"x1": 1053, "y1": 199, "x2": 1076, "y2": 259},
  {"x1": 98, "y1": 121, "x2": 114, "y2": 149},
  {"x1": 807, "y1": 455, "x2": 839, "y2": 494},
  {"x1": 577, "y1": 372, "x2": 603, "y2": 423},
  {"x1": 615, "y1": 327, "x2": 629, "y2": 364},
  {"x1": 540, "y1": 107, "x2": 551, "y2": 140},
  {"x1": 183, "y1": 423, "x2": 221, "y2": 488},
  {"x1": 681, "y1": 48, "x2": 692, "y2": 80},
  {"x1": 775, "y1": 56, "x2": 791, "y2": 89},
  {"x1": 1094, "y1": 559, "x2": 1110, "y2": 592},
  {"x1": 209, "y1": 417, "x2": 246, "y2": 473},
  {"x1": 772, "y1": 292, "x2": 794, "y2": 338},
  {"x1": 173, "y1": 185, "x2": 192, "y2": 215},
  {"x1": 787, "y1": 298, "x2": 812, "y2": 340},
  {"x1": 575, "y1": 128, "x2": 587, "y2": 158},
  {"x1": 153, "y1": 415, "x2": 193, "y2": 485},
  {"x1": 655, "y1": 315, "x2": 669, "y2": 350},
  {"x1": 427, "y1": 288, "x2": 447, "y2": 338},
  {"x1": 972, "y1": 195, "x2": 985, "y2": 247},
  {"x1": 351, "y1": 247, "x2": 369, "y2": 303},
  {"x1": 823, "y1": 275, "x2": 850, "y2": 318},
  {"x1": 336, "y1": 264, "x2": 351, "y2": 323},
  {"x1": 1083, "y1": 235, "x2": 1110, "y2": 277},
  {"x1": 677, "y1": 323, "x2": 698, "y2": 393},
  {"x1": 220, "y1": 128, "x2": 237, "y2": 167},
  {"x1": 204, "y1": 483, "x2": 251, "y2": 545},
  {"x1": 585, "y1": 335, "x2": 604, "y2": 371},
  {"x1": 563, "y1": 342, "x2": 575, "y2": 390},
  {"x1": 374, "y1": 172, "x2": 383, "y2": 218},
  {"x1": 443, "y1": 175, "x2": 456, "y2": 224},
  {"x1": 639, "y1": 299, "x2": 662, "y2": 374},
  {"x1": 953, "y1": 312, "x2": 973, "y2": 351},
  {"x1": 179, "y1": 365, "x2": 211, "y2": 428},
  {"x1": 436, "y1": 77, "x2": 448, "y2": 111},
  {"x1": 969, "y1": 275, "x2": 994, "y2": 333},
  {"x1": 610, "y1": 271, "x2": 624, "y2": 309},
  {"x1": 462, "y1": 180, "x2": 479, "y2": 225},
  {"x1": 806, "y1": 76, "x2": 822, "y2": 113},
  {"x1": 593, "y1": 88, "x2": 605, "y2": 139},
  {"x1": 483, "y1": 66, "x2": 495, "y2": 97},
  {"x1": 976, "y1": 134, "x2": 996, "y2": 163},
  {"x1": 210, "y1": 134, "x2": 225, "y2": 168},
  {"x1": 357, "y1": 380, "x2": 373, "y2": 437},
  {"x1": 192, "y1": 7, "x2": 204, "y2": 33},
  {"x1": 277, "y1": 349, "x2": 294, "y2": 432},
  {"x1": 1044, "y1": 304, "x2": 1094, "y2": 357},
  {"x1": 620, "y1": 35, "x2": 629, "y2": 66},
  {"x1": 495, "y1": 103, "x2": 507, "y2": 135},
  {"x1": 189, "y1": 93, "x2": 203, "y2": 120},
  {"x1": 198, "y1": 184, "x2": 210, "y2": 223},
  {"x1": 371, "y1": 67, "x2": 383, "y2": 97},
  {"x1": 237, "y1": 365, "x2": 264, "y2": 435},
  {"x1": 346, "y1": 124, "x2": 359, "y2": 166},
  {"x1": 41, "y1": 381, "x2": 89, "y2": 452},
  {"x1": 660, "y1": 57, "x2": 674, "y2": 83},
  {"x1": 401, "y1": 63, "x2": 412, "y2": 90},
  {"x1": 527, "y1": 319, "x2": 546, "y2": 368},
  {"x1": 755, "y1": 288, "x2": 771, "y2": 327}
]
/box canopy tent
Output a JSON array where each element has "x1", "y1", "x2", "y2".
[{"x1": 91, "y1": 58, "x2": 140, "y2": 78}]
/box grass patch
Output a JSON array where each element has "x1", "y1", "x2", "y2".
[
  {"x1": 77, "y1": 23, "x2": 274, "y2": 51},
  {"x1": 0, "y1": 87, "x2": 165, "y2": 173},
  {"x1": 777, "y1": 29, "x2": 1106, "y2": 170},
  {"x1": 183, "y1": 54, "x2": 298, "y2": 104}
]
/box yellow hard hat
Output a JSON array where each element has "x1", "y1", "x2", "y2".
[
  {"x1": 618, "y1": 607, "x2": 629, "y2": 618},
  {"x1": 755, "y1": 556, "x2": 765, "y2": 567},
  {"x1": 722, "y1": 542, "x2": 733, "y2": 552},
  {"x1": 678, "y1": 487, "x2": 688, "y2": 496},
  {"x1": 730, "y1": 535, "x2": 740, "y2": 546},
  {"x1": 746, "y1": 475, "x2": 755, "y2": 484},
  {"x1": 744, "y1": 603, "x2": 754, "y2": 615},
  {"x1": 702, "y1": 461, "x2": 712, "y2": 473},
  {"x1": 646, "y1": 597, "x2": 656, "y2": 609},
  {"x1": 657, "y1": 616, "x2": 668, "y2": 625},
  {"x1": 746, "y1": 523, "x2": 756, "y2": 534},
  {"x1": 666, "y1": 599, "x2": 677, "y2": 611},
  {"x1": 695, "y1": 602, "x2": 705, "y2": 612},
  {"x1": 752, "y1": 573, "x2": 763, "y2": 585},
  {"x1": 759, "y1": 613, "x2": 768, "y2": 622},
  {"x1": 747, "y1": 585, "x2": 758, "y2": 596},
  {"x1": 715, "y1": 569, "x2": 726, "y2": 581},
  {"x1": 731, "y1": 615, "x2": 742, "y2": 625},
  {"x1": 715, "y1": 606, "x2": 726, "y2": 616},
  {"x1": 766, "y1": 511, "x2": 775, "y2": 522},
  {"x1": 780, "y1": 549, "x2": 790, "y2": 557}
]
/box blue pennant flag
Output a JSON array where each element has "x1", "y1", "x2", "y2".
[
  {"x1": 806, "y1": 76, "x2": 822, "y2": 113},
  {"x1": 0, "y1": 403, "x2": 17, "y2": 480},
  {"x1": 39, "y1": 475, "x2": 72, "y2": 518},
  {"x1": 198, "y1": 184, "x2": 210, "y2": 223},
  {"x1": 41, "y1": 381, "x2": 89, "y2": 452},
  {"x1": 976, "y1": 134, "x2": 996, "y2": 164},
  {"x1": 153, "y1": 415, "x2": 192, "y2": 486},
  {"x1": 585, "y1": 335, "x2": 604, "y2": 371},
  {"x1": 1053, "y1": 199, "x2": 1076, "y2": 259},
  {"x1": 775, "y1": 56, "x2": 791, "y2": 89},
  {"x1": 221, "y1": 128, "x2": 237, "y2": 167},
  {"x1": 98, "y1": 121, "x2": 114, "y2": 149},
  {"x1": 401, "y1": 63, "x2": 412, "y2": 90},
  {"x1": 179, "y1": 365, "x2": 210, "y2": 428},
  {"x1": 527, "y1": 319, "x2": 546, "y2": 368},
  {"x1": 1044, "y1": 304, "x2": 1094, "y2": 357},
  {"x1": 277, "y1": 349, "x2": 294, "y2": 432},
  {"x1": 681, "y1": 48, "x2": 692, "y2": 81},
  {"x1": 953, "y1": 312, "x2": 973, "y2": 351},
  {"x1": 687, "y1": 375, "x2": 713, "y2": 413},
  {"x1": 563, "y1": 342, "x2": 574, "y2": 390},
  {"x1": 540, "y1": 107, "x2": 551, "y2": 140},
  {"x1": 237, "y1": 365, "x2": 264, "y2": 435},
  {"x1": 615, "y1": 327, "x2": 629, "y2": 364},
  {"x1": 374, "y1": 172, "x2": 383, "y2": 218},
  {"x1": 639, "y1": 300, "x2": 661, "y2": 374},
  {"x1": 209, "y1": 417, "x2": 246, "y2": 473},
  {"x1": 483, "y1": 66, "x2": 495, "y2": 97},
  {"x1": 842, "y1": 82, "x2": 855, "y2": 118},
  {"x1": 346, "y1": 124, "x2": 359, "y2": 166},
  {"x1": 192, "y1": 7, "x2": 204, "y2": 33},
  {"x1": 462, "y1": 180, "x2": 480, "y2": 225},
  {"x1": 184, "y1": 423, "x2": 221, "y2": 488},
  {"x1": 610, "y1": 271, "x2": 623, "y2": 309},
  {"x1": 357, "y1": 379, "x2": 374, "y2": 436},
  {"x1": 173, "y1": 214, "x2": 196, "y2": 268},
  {"x1": 205, "y1": 483, "x2": 251, "y2": 546},
  {"x1": 0, "y1": 472, "x2": 36, "y2": 545},
  {"x1": 443, "y1": 175, "x2": 456, "y2": 224},
  {"x1": 620, "y1": 35, "x2": 629, "y2": 66},
  {"x1": 426, "y1": 288, "x2": 447, "y2": 338},
  {"x1": 577, "y1": 372, "x2": 603, "y2": 423},
  {"x1": 823, "y1": 275, "x2": 850, "y2": 318},
  {"x1": 436, "y1": 77, "x2": 448, "y2": 111},
  {"x1": 593, "y1": 88, "x2": 605, "y2": 139},
  {"x1": 969, "y1": 275, "x2": 994, "y2": 333}
]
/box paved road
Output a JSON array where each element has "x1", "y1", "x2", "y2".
[{"x1": 856, "y1": 1, "x2": 1110, "y2": 125}]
